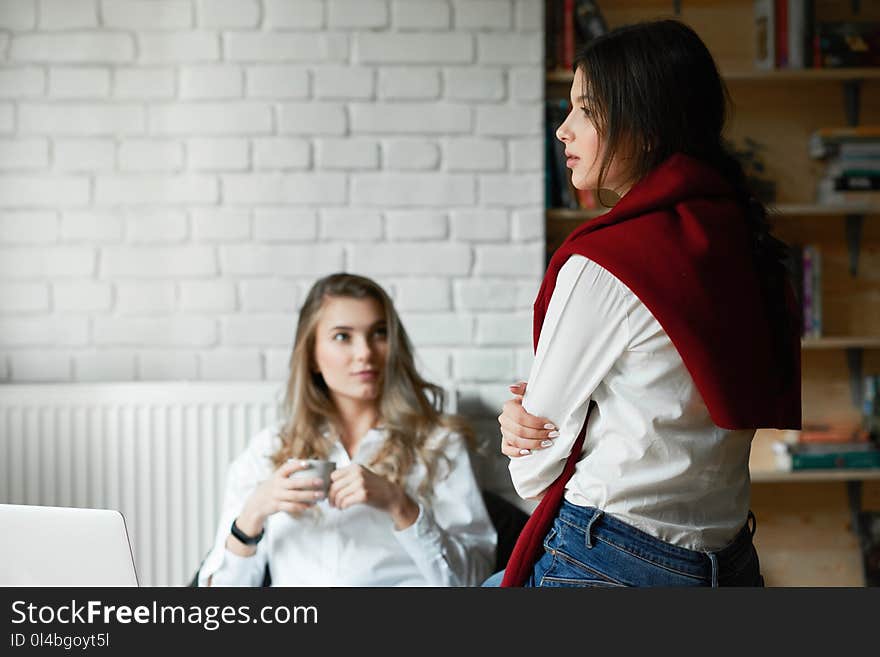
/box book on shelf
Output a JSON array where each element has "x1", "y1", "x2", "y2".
[
  {"x1": 775, "y1": 0, "x2": 789, "y2": 68},
  {"x1": 808, "y1": 126, "x2": 880, "y2": 159},
  {"x1": 546, "y1": 0, "x2": 607, "y2": 73},
  {"x1": 816, "y1": 21, "x2": 880, "y2": 68},
  {"x1": 798, "y1": 422, "x2": 870, "y2": 444},
  {"x1": 833, "y1": 173, "x2": 880, "y2": 191},
  {"x1": 755, "y1": 1, "x2": 815, "y2": 69},
  {"x1": 561, "y1": 0, "x2": 575, "y2": 70},
  {"x1": 773, "y1": 440, "x2": 880, "y2": 470},
  {"x1": 754, "y1": 0, "x2": 776, "y2": 70},
  {"x1": 799, "y1": 244, "x2": 822, "y2": 338}
]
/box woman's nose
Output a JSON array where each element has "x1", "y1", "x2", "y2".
[
  {"x1": 556, "y1": 121, "x2": 571, "y2": 143},
  {"x1": 353, "y1": 336, "x2": 372, "y2": 360}
]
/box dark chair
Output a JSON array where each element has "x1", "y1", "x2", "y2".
[{"x1": 189, "y1": 489, "x2": 528, "y2": 586}]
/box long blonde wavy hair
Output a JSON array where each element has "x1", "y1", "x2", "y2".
[{"x1": 271, "y1": 273, "x2": 474, "y2": 499}]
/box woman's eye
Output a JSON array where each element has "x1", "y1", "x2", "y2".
[
  {"x1": 373, "y1": 327, "x2": 388, "y2": 339},
  {"x1": 332, "y1": 332, "x2": 349, "y2": 342},
  {"x1": 581, "y1": 106, "x2": 591, "y2": 117}
]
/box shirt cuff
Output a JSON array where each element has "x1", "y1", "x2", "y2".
[
  {"x1": 393, "y1": 502, "x2": 444, "y2": 552},
  {"x1": 198, "y1": 546, "x2": 262, "y2": 587}
]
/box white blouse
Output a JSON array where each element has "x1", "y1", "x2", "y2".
[
  {"x1": 199, "y1": 426, "x2": 496, "y2": 587},
  {"x1": 509, "y1": 255, "x2": 755, "y2": 551}
]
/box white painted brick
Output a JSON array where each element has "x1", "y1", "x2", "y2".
[
  {"x1": 74, "y1": 351, "x2": 136, "y2": 381},
  {"x1": 351, "y1": 173, "x2": 473, "y2": 207},
  {"x1": 201, "y1": 349, "x2": 262, "y2": 380},
  {"x1": 49, "y1": 67, "x2": 110, "y2": 98},
  {"x1": 0, "y1": 68, "x2": 44, "y2": 97},
  {"x1": 415, "y1": 347, "x2": 450, "y2": 380},
  {"x1": 0, "y1": 211, "x2": 57, "y2": 243},
  {"x1": 476, "y1": 104, "x2": 540, "y2": 136},
  {"x1": 378, "y1": 68, "x2": 439, "y2": 100},
  {"x1": 180, "y1": 280, "x2": 236, "y2": 312},
  {"x1": 445, "y1": 138, "x2": 505, "y2": 171},
  {"x1": 0, "y1": 105, "x2": 12, "y2": 134},
  {"x1": 102, "y1": 246, "x2": 216, "y2": 278},
  {"x1": 315, "y1": 138, "x2": 378, "y2": 170},
  {"x1": 391, "y1": 278, "x2": 451, "y2": 311},
  {"x1": 392, "y1": 1, "x2": 449, "y2": 30},
  {"x1": 150, "y1": 103, "x2": 271, "y2": 135},
  {"x1": 246, "y1": 66, "x2": 309, "y2": 98},
  {"x1": 350, "y1": 243, "x2": 470, "y2": 275},
  {"x1": 511, "y1": 208, "x2": 543, "y2": 241},
  {"x1": 451, "y1": 209, "x2": 508, "y2": 241},
  {"x1": 0, "y1": 354, "x2": 7, "y2": 381},
  {"x1": 264, "y1": 0, "x2": 324, "y2": 29},
  {"x1": 0, "y1": 317, "x2": 88, "y2": 346},
  {"x1": 401, "y1": 312, "x2": 472, "y2": 345},
  {"x1": 515, "y1": 0, "x2": 541, "y2": 30},
  {"x1": 101, "y1": 0, "x2": 192, "y2": 29},
  {"x1": 320, "y1": 209, "x2": 382, "y2": 241},
  {"x1": 95, "y1": 174, "x2": 217, "y2": 204},
  {"x1": 40, "y1": 0, "x2": 98, "y2": 30},
  {"x1": 0, "y1": 176, "x2": 89, "y2": 206},
  {"x1": 476, "y1": 312, "x2": 531, "y2": 345},
  {"x1": 314, "y1": 66, "x2": 374, "y2": 100},
  {"x1": 139, "y1": 350, "x2": 198, "y2": 380},
  {"x1": 328, "y1": 0, "x2": 388, "y2": 28},
  {"x1": 453, "y1": 348, "x2": 514, "y2": 381},
  {"x1": 386, "y1": 211, "x2": 447, "y2": 240},
  {"x1": 116, "y1": 281, "x2": 176, "y2": 314},
  {"x1": 0, "y1": 0, "x2": 36, "y2": 30},
  {"x1": 475, "y1": 243, "x2": 543, "y2": 276},
  {"x1": 478, "y1": 33, "x2": 541, "y2": 64},
  {"x1": 223, "y1": 173, "x2": 347, "y2": 205},
  {"x1": 192, "y1": 209, "x2": 251, "y2": 241},
  {"x1": 54, "y1": 139, "x2": 115, "y2": 171},
  {"x1": 253, "y1": 138, "x2": 311, "y2": 170},
  {"x1": 278, "y1": 103, "x2": 347, "y2": 135},
  {"x1": 180, "y1": 66, "x2": 243, "y2": 99},
  {"x1": 0, "y1": 139, "x2": 49, "y2": 170},
  {"x1": 264, "y1": 347, "x2": 290, "y2": 380},
  {"x1": 480, "y1": 173, "x2": 542, "y2": 205},
  {"x1": 225, "y1": 32, "x2": 348, "y2": 62},
  {"x1": 197, "y1": 0, "x2": 259, "y2": 28},
  {"x1": 453, "y1": 0, "x2": 512, "y2": 29},
  {"x1": 0, "y1": 282, "x2": 49, "y2": 312},
  {"x1": 139, "y1": 33, "x2": 219, "y2": 63},
  {"x1": 443, "y1": 68, "x2": 504, "y2": 101},
  {"x1": 19, "y1": 103, "x2": 144, "y2": 135},
  {"x1": 119, "y1": 140, "x2": 184, "y2": 171},
  {"x1": 351, "y1": 103, "x2": 470, "y2": 134},
  {"x1": 61, "y1": 212, "x2": 123, "y2": 242},
  {"x1": 254, "y1": 209, "x2": 317, "y2": 241},
  {"x1": 114, "y1": 67, "x2": 176, "y2": 99},
  {"x1": 355, "y1": 33, "x2": 473, "y2": 64},
  {"x1": 127, "y1": 209, "x2": 188, "y2": 243},
  {"x1": 240, "y1": 279, "x2": 300, "y2": 312},
  {"x1": 10, "y1": 352, "x2": 72, "y2": 381},
  {"x1": 11, "y1": 33, "x2": 135, "y2": 63},
  {"x1": 454, "y1": 278, "x2": 543, "y2": 311},
  {"x1": 222, "y1": 245, "x2": 344, "y2": 276},
  {"x1": 223, "y1": 315, "x2": 294, "y2": 346},
  {"x1": 510, "y1": 138, "x2": 541, "y2": 171},
  {"x1": 382, "y1": 139, "x2": 440, "y2": 170},
  {"x1": 511, "y1": 66, "x2": 541, "y2": 100},
  {"x1": 94, "y1": 317, "x2": 217, "y2": 346},
  {"x1": 187, "y1": 138, "x2": 249, "y2": 170},
  {"x1": 53, "y1": 280, "x2": 112, "y2": 311}
]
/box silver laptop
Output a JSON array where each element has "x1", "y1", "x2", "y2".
[{"x1": 0, "y1": 504, "x2": 139, "y2": 586}]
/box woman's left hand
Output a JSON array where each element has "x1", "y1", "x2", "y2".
[{"x1": 329, "y1": 464, "x2": 420, "y2": 530}]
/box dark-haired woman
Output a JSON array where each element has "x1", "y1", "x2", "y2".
[{"x1": 493, "y1": 20, "x2": 801, "y2": 587}]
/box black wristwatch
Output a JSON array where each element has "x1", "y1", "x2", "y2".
[{"x1": 230, "y1": 518, "x2": 264, "y2": 545}]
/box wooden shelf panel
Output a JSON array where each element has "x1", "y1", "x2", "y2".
[{"x1": 802, "y1": 337, "x2": 880, "y2": 349}]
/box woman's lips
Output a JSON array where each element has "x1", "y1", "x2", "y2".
[
  {"x1": 353, "y1": 371, "x2": 378, "y2": 381},
  {"x1": 566, "y1": 156, "x2": 580, "y2": 168}
]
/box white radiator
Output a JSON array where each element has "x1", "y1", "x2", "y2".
[{"x1": 0, "y1": 383, "x2": 282, "y2": 586}]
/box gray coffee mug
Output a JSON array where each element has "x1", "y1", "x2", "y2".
[{"x1": 288, "y1": 458, "x2": 336, "y2": 495}]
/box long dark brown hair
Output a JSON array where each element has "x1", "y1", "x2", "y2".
[
  {"x1": 272, "y1": 273, "x2": 474, "y2": 499},
  {"x1": 573, "y1": 19, "x2": 796, "y2": 385}
]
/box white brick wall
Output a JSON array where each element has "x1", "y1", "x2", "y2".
[{"x1": 0, "y1": 1, "x2": 545, "y2": 479}]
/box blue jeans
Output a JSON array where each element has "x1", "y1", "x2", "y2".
[{"x1": 521, "y1": 500, "x2": 763, "y2": 587}]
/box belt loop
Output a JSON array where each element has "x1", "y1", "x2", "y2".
[
  {"x1": 747, "y1": 510, "x2": 757, "y2": 538},
  {"x1": 706, "y1": 552, "x2": 719, "y2": 588},
  {"x1": 584, "y1": 509, "x2": 604, "y2": 549}
]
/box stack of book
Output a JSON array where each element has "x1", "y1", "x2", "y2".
[
  {"x1": 772, "y1": 422, "x2": 880, "y2": 471},
  {"x1": 785, "y1": 244, "x2": 822, "y2": 337},
  {"x1": 809, "y1": 126, "x2": 880, "y2": 207}
]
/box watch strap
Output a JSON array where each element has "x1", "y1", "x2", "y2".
[{"x1": 230, "y1": 518, "x2": 264, "y2": 545}]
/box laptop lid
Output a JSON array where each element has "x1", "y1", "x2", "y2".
[{"x1": 0, "y1": 504, "x2": 139, "y2": 587}]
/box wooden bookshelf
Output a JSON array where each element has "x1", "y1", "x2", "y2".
[
  {"x1": 749, "y1": 429, "x2": 880, "y2": 483},
  {"x1": 802, "y1": 337, "x2": 880, "y2": 349}
]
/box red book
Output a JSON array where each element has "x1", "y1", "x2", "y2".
[
  {"x1": 775, "y1": 0, "x2": 789, "y2": 68},
  {"x1": 561, "y1": 0, "x2": 575, "y2": 69}
]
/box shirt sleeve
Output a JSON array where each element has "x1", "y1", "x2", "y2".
[
  {"x1": 392, "y1": 430, "x2": 497, "y2": 587},
  {"x1": 197, "y1": 428, "x2": 275, "y2": 587},
  {"x1": 508, "y1": 255, "x2": 631, "y2": 500}
]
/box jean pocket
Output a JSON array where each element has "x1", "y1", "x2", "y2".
[{"x1": 539, "y1": 575, "x2": 624, "y2": 588}]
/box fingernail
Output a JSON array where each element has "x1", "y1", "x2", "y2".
[
  {"x1": 300, "y1": 460, "x2": 308, "y2": 467},
  {"x1": 314, "y1": 491, "x2": 324, "y2": 499},
  {"x1": 314, "y1": 478, "x2": 323, "y2": 486},
  {"x1": 519, "y1": 449, "x2": 531, "y2": 455},
  {"x1": 543, "y1": 423, "x2": 556, "y2": 430},
  {"x1": 540, "y1": 440, "x2": 553, "y2": 447},
  {"x1": 548, "y1": 430, "x2": 560, "y2": 438}
]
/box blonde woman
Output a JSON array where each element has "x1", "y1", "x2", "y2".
[{"x1": 199, "y1": 273, "x2": 496, "y2": 586}]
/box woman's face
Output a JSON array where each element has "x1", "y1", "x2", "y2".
[
  {"x1": 313, "y1": 295, "x2": 389, "y2": 407},
  {"x1": 556, "y1": 67, "x2": 628, "y2": 192}
]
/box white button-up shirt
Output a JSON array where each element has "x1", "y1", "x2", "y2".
[
  {"x1": 199, "y1": 425, "x2": 496, "y2": 587},
  {"x1": 509, "y1": 255, "x2": 755, "y2": 551}
]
